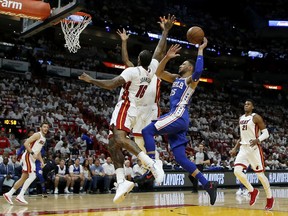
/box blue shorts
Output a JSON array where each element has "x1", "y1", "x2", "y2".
[{"x1": 153, "y1": 109, "x2": 189, "y2": 150}]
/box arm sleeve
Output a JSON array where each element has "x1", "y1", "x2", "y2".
[
  {"x1": 191, "y1": 55, "x2": 204, "y2": 81},
  {"x1": 258, "y1": 128, "x2": 269, "y2": 142}
]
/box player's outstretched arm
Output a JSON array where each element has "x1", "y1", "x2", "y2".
[
  {"x1": 117, "y1": 28, "x2": 134, "y2": 67},
  {"x1": 187, "y1": 37, "x2": 208, "y2": 89},
  {"x1": 79, "y1": 73, "x2": 125, "y2": 90},
  {"x1": 156, "y1": 44, "x2": 181, "y2": 83},
  {"x1": 152, "y1": 14, "x2": 176, "y2": 62}
]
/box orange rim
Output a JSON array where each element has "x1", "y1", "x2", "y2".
[{"x1": 61, "y1": 12, "x2": 92, "y2": 24}]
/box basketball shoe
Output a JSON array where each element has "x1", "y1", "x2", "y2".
[
  {"x1": 3, "y1": 193, "x2": 13, "y2": 205},
  {"x1": 205, "y1": 181, "x2": 218, "y2": 205},
  {"x1": 113, "y1": 180, "x2": 135, "y2": 204},
  {"x1": 265, "y1": 197, "x2": 275, "y2": 210},
  {"x1": 249, "y1": 188, "x2": 259, "y2": 206},
  {"x1": 148, "y1": 159, "x2": 164, "y2": 185},
  {"x1": 15, "y1": 195, "x2": 28, "y2": 205}
]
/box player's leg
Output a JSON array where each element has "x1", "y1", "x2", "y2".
[
  {"x1": 3, "y1": 152, "x2": 30, "y2": 205},
  {"x1": 16, "y1": 156, "x2": 37, "y2": 204},
  {"x1": 3, "y1": 172, "x2": 28, "y2": 205},
  {"x1": 234, "y1": 145, "x2": 258, "y2": 206},
  {"x1": 54, "y1": 176, "x2": 60, "y2": 194},
  {"x1": 249, "y1": 146, "x2": 274, "y2": 210},
  {"x1": 35, "y1": 161, "x2": 47, "y2": 197},
  {"x1": 172, "y1": 143, "x2": 217, "y2": 205}
]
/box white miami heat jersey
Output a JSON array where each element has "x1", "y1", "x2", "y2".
[
  {"x1": 118, "y1": 59, "x2": 159, "y2": 107},
  {"x1": 239, "y1": 113, "x2": 260, "y2": 144},
  {"x1": 139, "y1": 74, "x2": 161, "y2": 107},
  {"x1": 30, "y1": 132, "x2": 46, "y2": 155}
]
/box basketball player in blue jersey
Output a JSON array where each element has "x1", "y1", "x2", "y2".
[{"x1": 142, "y1": 40, "x2": 217, "y2": 205}]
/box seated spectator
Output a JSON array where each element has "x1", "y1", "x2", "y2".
[
  {"x1": 102, "y1": 157, "x2": 116, "y2": 193},
  {"x1": 60, "y1": 142, "x2": 70, "y2": 155},
  {"x1": 0, "y1": 156, "x2": 19, "y2": 195},
  {"x1": 82, "y1": 159, "x2": 92, "y2": 193},
  {"x1": 98, "y1": 153, "x2": 106, "y2": 165},
  {"x1": 54, "y1": 159, "x2": 71, "y2": 194},
  {"x1": 8, "y1": 134, "x2": 20, "y2": 150},
  {"x1": 90, "y1": 158, "x2": 105, "y2": 193},
  {"x1": 69, "y1": 158, "x2": 84, "y2": 193},
  {"x1": 124, "y1": 160, "x2": 133, "y2": 181}
]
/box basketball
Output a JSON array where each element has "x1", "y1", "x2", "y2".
[{"x1": 186, "y1": 26, "x2": 205, "y2": 44}]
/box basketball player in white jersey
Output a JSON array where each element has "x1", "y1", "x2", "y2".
[
  {"x1": 116, "y1": 28, "x2": 161, "y2": 153},
  {"x1": 3, "y1": 122, "x2": 49, "y2": 205},
  {"x1": 230, "y1": 99, "x2": 274, "y2": 210},
  {"x1": 79, "y1": 14, "x2": 175, "y2": 204}
]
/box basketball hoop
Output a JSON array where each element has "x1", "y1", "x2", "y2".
[{"x1": 60, "y1": 12, "x2": 92, "y2": 53}]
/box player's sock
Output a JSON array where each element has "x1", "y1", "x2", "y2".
[
  {"x1": 19, "y1": 173, "x2": 36, "y2": 197},
  {"x1": 142, "y1": 123, "x2": 158, "y2": 159},
  {"x1": 7, "y1": 187, "x2": 16, "y2": 196},
  {"x1": 115, "y1": 168, "x2": 125, "y2": 184}
]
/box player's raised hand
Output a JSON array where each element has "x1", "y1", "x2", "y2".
[
  {"x1": 79, "y1": 73, "x2": 93, "y2": 83},
  {"x1": 166, "y1": 44, "x2": 182, "y2": 59},
  {"x1": 116, "y1": 28, "x2": 130, "y2": 41},
  {"x1": 159, "y1": 14, "x2": 176, "y2": 31},
  {"x1": 199, "y1": 37, "x2": 208, "y2": 50}
]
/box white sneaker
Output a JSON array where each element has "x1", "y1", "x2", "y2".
[
  {"x1": 64, "y1": 189, "x2": 70, "y2": 194},
  {"x1": 148, "y1": 159, "x2": 165, "y2": 185},
  {"x1": 113, "y1": 180, "x2": 134, "y2": 204},
  {"x1": 3, "y1": 193, "x2": 14, "y2": 205},
  {"x1": 236, "y1": 188, "x2": 242, "y2": 196},
  {"x1": 54, "y1": 188, "x2": 58, "y2": 194},
  {"x1": 15, "y1": 195, "x2": 28, "y2": 205}
]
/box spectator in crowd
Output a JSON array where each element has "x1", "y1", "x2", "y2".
[
  {"x1": 69, "y1": 158, "x2": 84, "y2": 193},
  {"x1": 99, "y1": 153, "x2": 106, "y2": 165},
  {"x1": 54, "y1": 159, "x2": 71, "y2": 194},
  {"x1": 124, "y1": 160, "x2": 133, "y2": 181},
  {"x1": 81, "y1": 133, "x2": 94, "y2": 152},
  {"x1": 54, "y1": 137, "x2": 65, "y2": 153},
  {"x1": 8, "y1": 134, "x2": 20, "y2": 150},
  {"x1": 82, "y1": 159, "x2": 93, "y2": 193},
  {"x1": 0, "y1": 131, "x2": 11, "y2": 154},
  {"x1": 90, "y1": 158, "x2": 105, "y2": 193},
  {"x1": 188, "y1": 144, "x2": 210, "y2": 193},
  {"x1": 0, "y1": 156, "x2": 19, "y2": 195},
  {"x1": 102, "y1": 157, "x2": 116, "y2": 193}
]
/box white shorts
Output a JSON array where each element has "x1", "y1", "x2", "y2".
[
  {"x1": 132, "y1": 104, "x2": 160, "y2": 136},
  {"x1": 234, "y1": 144, "x2": 265, "y2": 172},
  {"x1": 110, "y1": 101, "x2": 137, "y2": 133},
  {"x1": 21, "y1": 151, "x2": 36, "y2": 173}
]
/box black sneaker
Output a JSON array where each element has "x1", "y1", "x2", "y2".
[
  {"x1": 42, "y1": 191, "x2": 48, "y2": 198},
  {"x1": 205, "y1": 181, "x2": 218, "y2": 205}
]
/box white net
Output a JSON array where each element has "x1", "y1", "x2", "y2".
[{"x1": 60, "y1": 13, "x2": 92, "y2": 53}]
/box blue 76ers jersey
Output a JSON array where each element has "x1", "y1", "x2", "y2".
[{"x1": 170, "y1": 77, "x2": 195, "y2": 111}]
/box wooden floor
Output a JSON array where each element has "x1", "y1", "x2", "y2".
[{"x1": 1, "y1": 187, "x2": 288, "y2": 216}]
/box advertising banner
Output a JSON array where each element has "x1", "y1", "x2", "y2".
[
  {"x1": 154, "y1": 170, "x2": 288, "y2": 189},
  {"x1": 47, "y1": 65, "x2": 70, "y2": 77},
  {"x1": 2, "y1": 59, "x2": 29, "y2": 72}
]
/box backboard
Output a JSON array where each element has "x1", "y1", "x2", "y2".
[{"x1": 20, "y1": 0, "x2": 85, "y2": 38}]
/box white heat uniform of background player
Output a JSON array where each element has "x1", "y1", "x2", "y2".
[
  {"x1": 109, "y1": 59, "x2": 159, "y2": 139},
  {"x1": 22, "y1": 132, "x2": 46, "y2": 173},
  {"x1": 234, "y1": 113, "x2": 265, "y2": 172}
]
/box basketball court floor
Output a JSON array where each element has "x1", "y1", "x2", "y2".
[{"x1": 1, "y1": 187, "x2": 287, "y2": 216}]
